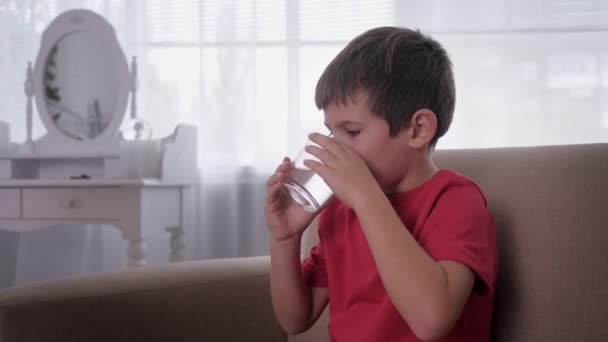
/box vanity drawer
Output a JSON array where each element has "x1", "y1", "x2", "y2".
[
  {"x1": 22, "y1": 188, "x2": 124, "y2": 220},
  {"x1": 0, "y1": 189, "x2": 21, "y2": 218}
]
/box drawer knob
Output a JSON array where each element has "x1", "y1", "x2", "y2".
[{"x1": 62, "y1": 198, "x2": 84, "y2": 209}]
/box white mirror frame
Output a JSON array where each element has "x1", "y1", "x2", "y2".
[{"x1": 33, "y1": 9, "x2": 130, "y2": 151}]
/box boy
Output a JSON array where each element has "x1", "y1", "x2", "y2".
[{"x1": 265, "y1": 27, "x2": 498, "y2": 341}]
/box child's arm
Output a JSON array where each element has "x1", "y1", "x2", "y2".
[
  {"x1": 265, "y1": 157, "x2": 328, "y2": 334},
  {"x1": 355, "y1": 190, "x2": 475, "y2": 341},
  {"x1": 270, "y1": 235, "x2": 329, "y2": 334}
]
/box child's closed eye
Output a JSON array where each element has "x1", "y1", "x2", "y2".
[{"x1": 345, "y1": 128, "x2": 360, "y2": 137}]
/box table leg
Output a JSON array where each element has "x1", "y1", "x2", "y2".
[
  {"x1": 127, "y1": 238, "x2": 147, "y2": 267},
  {"x1": 166, "y1": 226, "x2": 185, "y2": 262}
]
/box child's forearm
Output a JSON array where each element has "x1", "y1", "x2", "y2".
[
  {"x1": 269, "y1": 234, "x2": 314, "y2": 334},
  {"x1": 354, "y1": 189, "x2": 469, "y2": 341}
]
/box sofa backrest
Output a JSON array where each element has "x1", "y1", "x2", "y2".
[
  {"x1": 435, "y1": 144, "x2": 608, "y2": 341},
  {"x1": 296, "y1": 144, "x2": 608, "y2": 342}
]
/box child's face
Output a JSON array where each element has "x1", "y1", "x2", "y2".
[{"x1": 323, "y1": 93, "x2": 415, "y2": 193}]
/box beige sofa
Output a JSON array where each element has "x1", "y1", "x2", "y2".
[{"x1": 1, "y1": 144, "x2": 607, "y2": 342}]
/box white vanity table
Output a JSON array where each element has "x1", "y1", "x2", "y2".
[{"x1": 0, "y1": 10, "x2": 198, "y2": 267}]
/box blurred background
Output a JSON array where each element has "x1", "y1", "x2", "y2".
[{"x1": 1, "y1": 0, "x2": 607, "y2": 288}]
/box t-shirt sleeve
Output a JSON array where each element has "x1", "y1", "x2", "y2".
[
  {"x1": 301, "y1": 243, "x2": 328, "y2": 287},
  {"x1": 419, "y1": 182, "x2": 498, "y2": 293},
  {"x1": 301, "y1": 213, "x2": 330, "y2": 288}
]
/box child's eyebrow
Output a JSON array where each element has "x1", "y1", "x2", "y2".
[{"x1": 324, "y1": 120, "x2": 362, "y2": 129}]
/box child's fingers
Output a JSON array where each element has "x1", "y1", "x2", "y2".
[
  {"x1": 303, "y1": 159, "x2": 328, "y2": 179},
  {"x1": 266, "y1": 171, "x2": 287, "y2": 189},
  {"x1": 266, "y1": 191, "x2": 284, "y2": 212},
  {"x1": 266, "y1": 157, "x2": 292, "y2": 207},
  {"x1": 273, "y1": 157, "x2": 292, "y2": 174},
  {"x1": 276, "y1": 162, "x2": 292, "y2": 175},
  {"x1": 266, "y1": 176, "x2": 286, "y2": 203},
  {"x1": 266, "y1": 183, "x2": 289, "y2": 214},
  {"x1": 273, "y1": 157, "x2": 288, "y2": 172}
]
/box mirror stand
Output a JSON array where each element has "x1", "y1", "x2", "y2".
[
  {"x1": 123, "y1": 56, "x2": 152, "y2": 141},
  {"x1": 130, "y1": 56, "x2": 138, "y2": 124},
  {"x1": 23, "y1": 62, "x2": 34, "y2": 154}
]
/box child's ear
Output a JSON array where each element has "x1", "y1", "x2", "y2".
[{"x1": 407, "y1": 109, "x2": 437, "y2": 149}]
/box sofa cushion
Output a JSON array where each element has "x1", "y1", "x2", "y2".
[{"x1": 0, "y1": 256, "x2": 286, "y2": 342}]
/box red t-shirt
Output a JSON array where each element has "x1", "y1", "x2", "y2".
[{"x1": 302, "y1": 169, "x2": 498, "y2": 341}]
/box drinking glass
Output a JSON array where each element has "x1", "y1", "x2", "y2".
[{"x1": 282, "y1": 138, "x2": 333, "y2": 212}]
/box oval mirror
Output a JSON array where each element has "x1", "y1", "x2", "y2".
[
  {"x1": 44, "y1": 31, "x2": 119, "y2": 140},
  {"x1": 34, "y1": 9, "x2": 130, "y2": 145}
]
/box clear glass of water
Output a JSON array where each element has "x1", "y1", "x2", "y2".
[{"x1": 282, "y1": 138, "x2": 333, "y2": 212}]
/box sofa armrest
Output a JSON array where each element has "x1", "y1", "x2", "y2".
[{"x1": 0, "y1": 256, "x2": 286, "y2": 342}]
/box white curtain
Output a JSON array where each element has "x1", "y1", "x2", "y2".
[{"x1": 1, "y1": 0, "x2": 607, "y2": 288}]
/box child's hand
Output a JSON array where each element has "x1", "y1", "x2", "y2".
[
  {"x1": 303, "y1": 133, "x2": 380, "y2": 210},
  {"x1": 265, "y1": 157, "x2": 316, "y2": 241}
]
